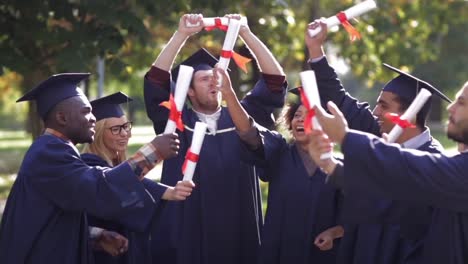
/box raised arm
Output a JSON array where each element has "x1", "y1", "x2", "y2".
[
  {"x1": 152, "y1": 14, "x2": 204, "y2": 71},
  {"x1": 215, "y1": 67, "x2": 252, "y2": 134},
  {"x1": 225, "y1": 14, "x2": 284, "y2": 76},
  {"x1": 144, "y1": 14, "x2": 204, "y2": 134},
  {"x1": 342, "y1": 130, "x2": 468, "y2": 212},
  {"x1": 215, "y1": 67, "x2": 285, "y2": 182},
  {"x1": 305, "y1": 20, "x2": 380, "y2": 135}
]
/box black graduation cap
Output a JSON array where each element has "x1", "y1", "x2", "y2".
[
  {"x1": 90, "y1": 92, "x2": 133, "y2": 121},
  {"x1": 171, "y1": 48, "x2": 223, "y2": 83},
  {"x1": 16, "y1": 73, "x2": 90, "y2": 120},
  {"x1": 382, "y1": 63, "x2": 451, "y2": 103}
]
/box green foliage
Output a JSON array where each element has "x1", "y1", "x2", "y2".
[
  {"x1": 0, "y1": 0, "x2": 152, "y2": 85},
  {"x1": 0, "y1": 0, "x2": 467, "y2": 133},
  {"x1": 323, "y1": 0, "x2": 467, "y2": 91}
]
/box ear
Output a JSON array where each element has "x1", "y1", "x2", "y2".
[
  {"x1": 187, "y1": 87, "x2": 195, "y2": 97},
  {"x1": 56, "y1": 111, "x2": 67, "y2": 126}
]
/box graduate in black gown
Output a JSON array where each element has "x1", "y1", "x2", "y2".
[
  {"x1": 81, "y1": 92, "x2": 194, "y2": 264},
  {"x1": 310, "y1": 80, "x2": 468, "y2": 264},
  {"x1": 215, "y1": 66, "x2": 343, "y2": 264},
  {"x1": 0, "y1": 73, "x2": 180, "y2": 264},
  {"x1": 305, "y1": 20, "x2": 451, "y2": 264},
  {"x1": 144, "y1": 14, "x2": 287, "y2": 264}
]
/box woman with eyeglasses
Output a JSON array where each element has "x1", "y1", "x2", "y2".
[{"x1": 81, "y1": 92, "x2": 194, "y2": 264}]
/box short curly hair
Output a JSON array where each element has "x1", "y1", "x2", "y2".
[{"x1": 278, "y1": 101, "x2": 302, "y2": 132}]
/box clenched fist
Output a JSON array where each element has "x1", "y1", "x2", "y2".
[{"x1": 152, "y1": 133, "x2": 180, "y2": 160}]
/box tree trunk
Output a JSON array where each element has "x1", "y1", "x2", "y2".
[{"x1": 21, "y1": 70, "x2": 49, "y2": 140}]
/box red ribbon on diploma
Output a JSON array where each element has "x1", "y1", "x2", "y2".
[
  {"x1": 205, "y1": 18, "x2": 228, "y2": 32},
  {"x1": 299, "y1": 87, "x2": 316, "y2": 134},
  {"x1": 182, "y1": 148, "x2": 200, "y2": 174},
  {"x1": 220, "y1": 50, "x2": 251, "y2": 73},
  {"x1": 159, "y1": 94, "x2": 184, "y2": 131},
  {"x1": 336, "y1": 11, "x2": 361, "y2": 42},
  {"x1": 385, "y1": 113, "x2": 416, "y2": 129}
]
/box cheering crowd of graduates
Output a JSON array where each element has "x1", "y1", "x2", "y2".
[{"x1": 0, "y1": 13, "x2": 467, "y2": 264}]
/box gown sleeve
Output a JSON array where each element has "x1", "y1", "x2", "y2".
[
  {"x1": 238, "y1": 125, "x2": 288, "y2": 182},
  {"x1": 143, "y1": 66, "x2": 172, "y2": 135},
  {"x1": 309, "y1": 57, "x2": 381, "y2": 136},
  {"x1": 241, "y1": 73, "x2": 287, "y2": 129},
  {"x1": 32, "y1": 141, "x2": 155, "y2": 231},
  {"x1": 342, "y1": 130, "x2": 468, "y2": 212}
]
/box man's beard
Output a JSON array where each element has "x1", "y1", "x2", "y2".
[{"x1": 447, "y1": 130, "x2": 468, "y2": 145}]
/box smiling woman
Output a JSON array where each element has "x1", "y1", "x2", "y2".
[
  {"x1": 226, "y1": 83, "x2": 344, "y2": 264},
  {"x1": 82, "y1": 116, "x2": 131, "y2": 166},
  {"x1": 80, "y1": 91, "x2": 194, "y2": 264},
  {"x1": 81, "y1": 92, "x2": 132, "y2": 166}
]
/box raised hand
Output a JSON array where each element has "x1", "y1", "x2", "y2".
[
  {"x1": 212, "y1": 67, "x2": 234, "y2": 96},
  {"x1": 305, "y1": 18, "x2": 328, "y2": 59},
  {"x1": 224, "y1": 13, "x2": 250, "y2": 35},
  {"x1": 152, "y1": 133, "x2": 180, "y2": 160},
  {"x1": 308, "y1": 130, "x2": 334, "y2": 169},
  {"x1": 179, "y1": 14, "x2": 204, "y2": 36},
  {"x1": 313, "y1": 102, "x2": 349, "y2": 145}
]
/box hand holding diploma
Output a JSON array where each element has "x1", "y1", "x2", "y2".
[
  {"x1": 179, "y1": 14, "x2": 205, "y2": 36},
  {"x1": 186, "y1": 16, "x2": 247, "y2": 30},
  {"x1": 308, "y1": 0, "x2": 377, "y2": 41},
  {"x1": 163, "y1": 180, "x2": 195, "y2": 201},
  {"x1": 385, "y1": 88, "x2": 432, "y2": 143},
  {"x1": 299, "y1": 70, "x2": 333, "y2": 159}
]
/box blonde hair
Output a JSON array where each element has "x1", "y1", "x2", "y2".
[{"x1": 81, "y1": 118, "x2": 128, "y2": 166}]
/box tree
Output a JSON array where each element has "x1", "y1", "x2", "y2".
[
  {"x1": 0, "y1": 0, "x2": 152, "y2": 138},
  {"x1": 2, "y1": 0, "x2": 466, "y2": 136}
]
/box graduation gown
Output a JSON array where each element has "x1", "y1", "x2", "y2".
[
  {"x1": 82, "y1": 153, "x2": 167, "y2": 264},
  {"x1": 143, "y1": 67, "x2": 286, "y2": 264},
  {"x1": 337, "y1": 139, "x2": 440, "y2": 264},
  {"x1": 0, "y1": 135, "x2": 156, "y2": 264},
  {"x1": 342, "y1": 130, "x2": 468, "y2": 264},
  {"x1": 241, "y1": 128, "x2": 341, "y2": 264},
  {"x1": 310, "y1": 57, "x2": 435, "y2": 264}
]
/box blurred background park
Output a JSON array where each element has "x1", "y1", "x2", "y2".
[{"x1": 0, "y1": 0, "x2": 467, "y2": 217}]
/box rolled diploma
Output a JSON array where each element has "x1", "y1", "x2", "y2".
[
  {"x1": 300, "y1": 70, "x2": 332, "y2": 159},
  {"x1": 386, "y1": 88, "x2": 432, "y2": 143},
  {"x1": 216, "y1": 19, "x2": 241, "y2": 86},
  {"x1": 308, "y1": 0, "x2": 377, "y2": 37},
  {"x1": 186, "y1": 16, "x2": 247, "y2": 27},
  {"x1": 163, "y1": 65, "x2": 194, "y2": 134},
  {"x1": 218, "y1": 19, "x2": 241, "y2": 70},
  {"x1": 182, "y1": 122, "x2": 208, "y2": 181}
]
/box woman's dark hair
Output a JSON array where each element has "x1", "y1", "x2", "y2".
[{"x1": 278, "y1": 100, "x2": 302, "y2": 132}]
